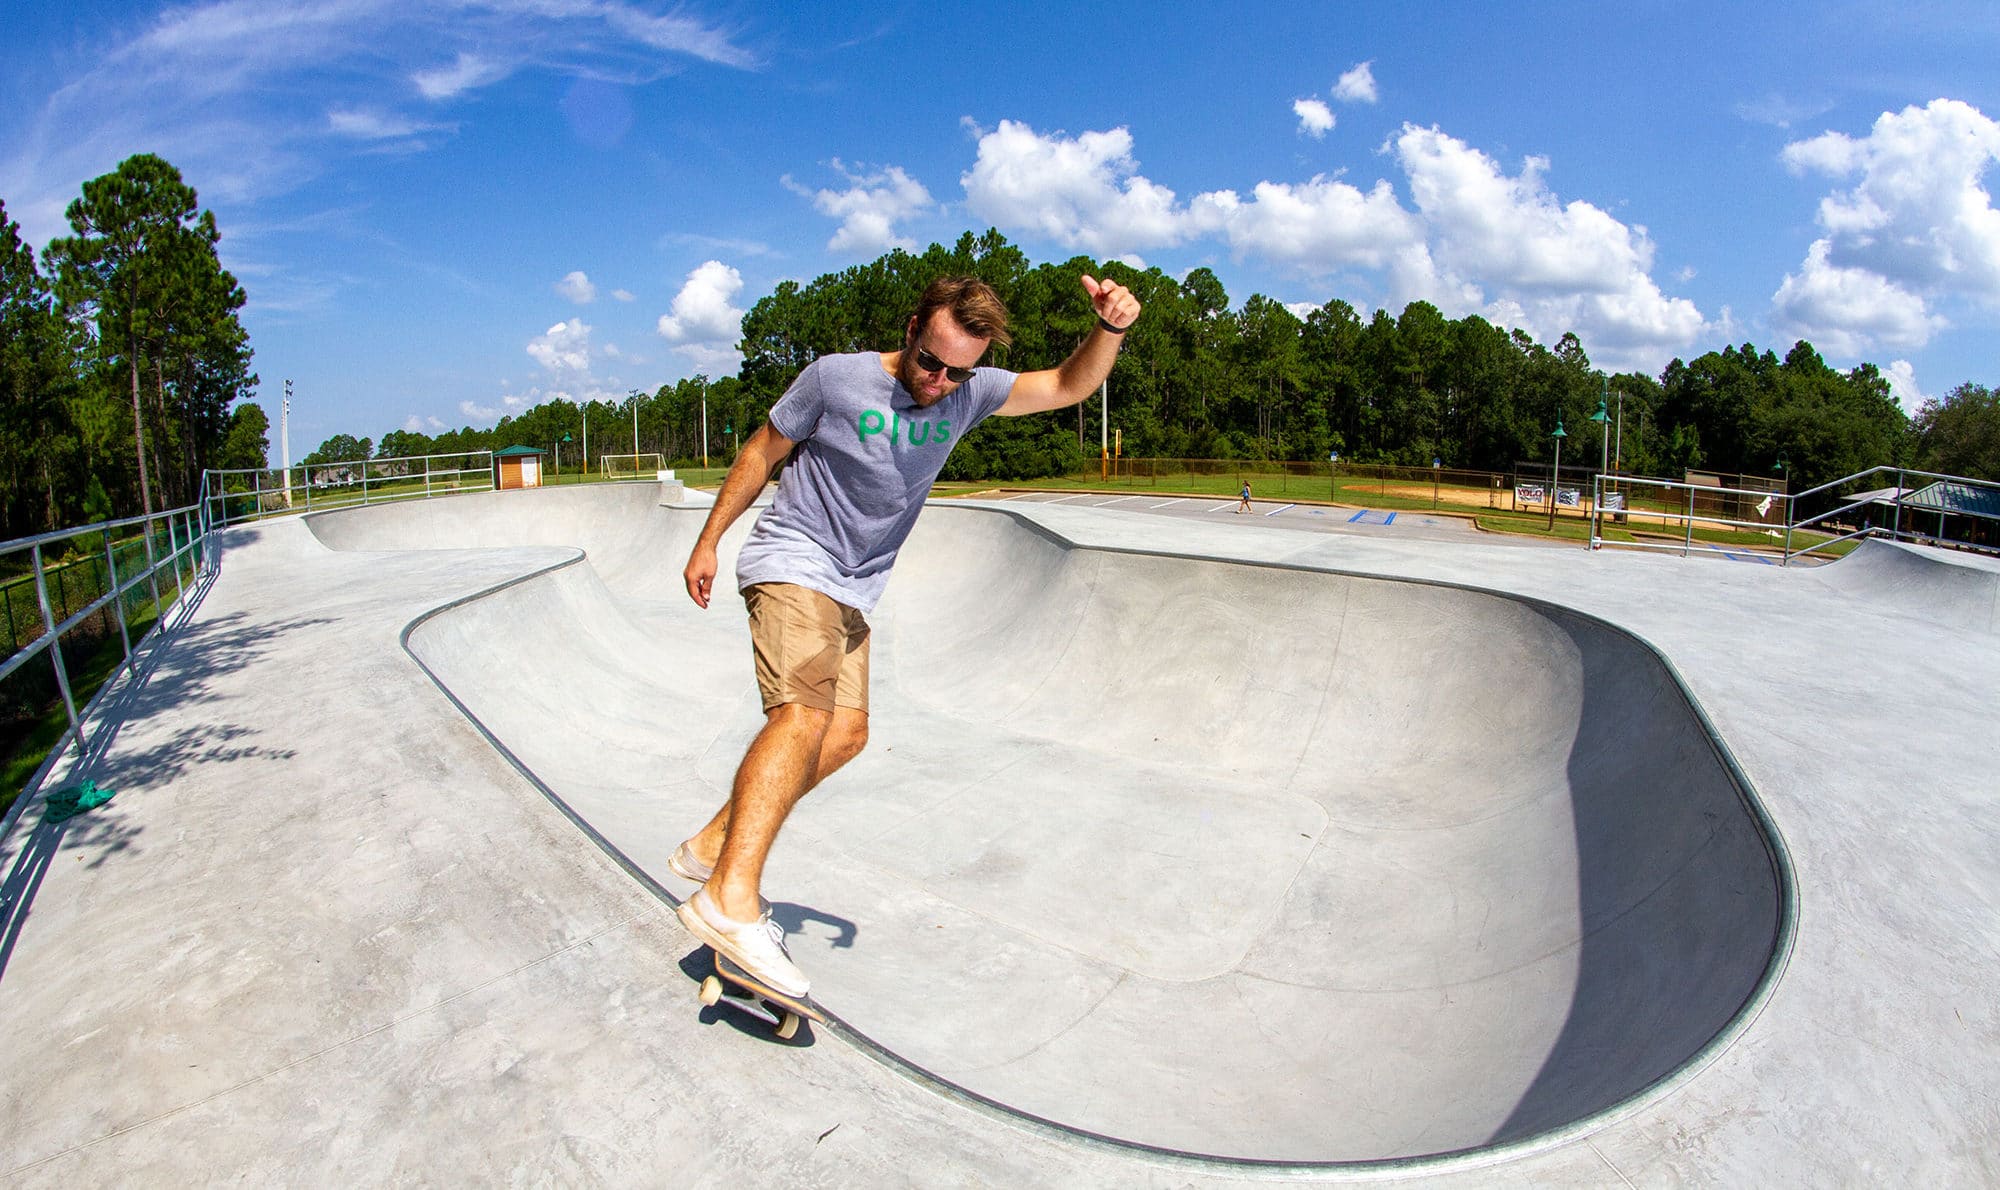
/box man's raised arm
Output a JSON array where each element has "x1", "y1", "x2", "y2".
[
  {"x1": 996, "y1": 274, "x2": 1142, "y2": 417},
  {"x1": 682, "y1": 423, "x2": 795, "y2": 608}
]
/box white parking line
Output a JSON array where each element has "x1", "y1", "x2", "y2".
[
  {"x1": 1048, "y1": 494, "x2": 1091, "y2": 504},
  {"x1": 1149, "y1": 497, "x2": 1186, "y2": 509},
  {"x1": 1264, "y1": 504, "x2": 1295, "y2": 517},
  {"x1": 1100, "y1": 495, "x2": 1145, "y2": 506}
]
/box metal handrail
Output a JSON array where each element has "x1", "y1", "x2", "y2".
[
  {"x1": 1590, "y1": 475, "x2": 1790, "y2": 559},
  {"x1": 2, "y1": 501, "x2": 208, "y2": 800},
  {"x1": 202, "y1": 450, "x2": 498, "y2": 529},
  {"x1": 1785, "y1": 465, "x2": 2000, "y2": 562}
]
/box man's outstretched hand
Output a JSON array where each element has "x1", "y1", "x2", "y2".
[{"x1": 1082, "y1": 274, "x2": 1141, "y2": 331}]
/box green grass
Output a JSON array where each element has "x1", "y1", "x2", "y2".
[{"x1": 1, "y1": 603, "x2": 161, "y2": 819}]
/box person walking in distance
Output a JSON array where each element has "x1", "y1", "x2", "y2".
[
  {"x1": 1237, "y1": 480, "x2": 1253, "y2": 513},
  {"x1": 674, "y1": 273, "x2": 1142, "y2": 996}
]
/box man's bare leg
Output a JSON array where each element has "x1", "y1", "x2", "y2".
[{"x1": 694, "y1": 704, "x2": 868, "y2": 921}]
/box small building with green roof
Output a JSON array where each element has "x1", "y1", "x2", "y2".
[{"x1": 492, "y1": 445, "x2": 547, "y2": 490}]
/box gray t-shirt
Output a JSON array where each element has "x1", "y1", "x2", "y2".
[{"x1": 734, "y1": 350, "x2": 1017, "y2": 612}]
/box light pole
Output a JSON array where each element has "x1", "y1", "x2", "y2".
[
  {"x1": 1590, "y1": 384, "x2": 1610, "y2": 526},
  {"x1": 582, "y1": 407, "x2": 589, "y2": 475},
  {"x1": 700, "y1": 381, "x2": 710, "y2": 471},
  {"x1": 628, "y1": 389, "x2": 641, "y2": 457},
  {"x1": 556, "y1": 431, "x2": 572, "y2": 481},
  {"x1": 1100, "y1": 379, "x2": 1109, "y2": 481},
  {"x1": 1547, "y1": 419, "x2": 1567, "y2": 531},
  {"x1": 1432, "y1": 457, "x2": 1441, "y2": 508},
  {"x1": 1612, "y1": 389, "x2": 1625, "y2": 477}
]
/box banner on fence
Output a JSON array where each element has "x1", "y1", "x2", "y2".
[
  {"x1": 1602, "y1": 492, "x2": 1626, "y2": 512},
  {"x1": 1557, "y1": 488, "x2": 1582, "y2": 507},
  {"x1": 1516, "y1": 484, "x2": 1545, "y2": 505}
]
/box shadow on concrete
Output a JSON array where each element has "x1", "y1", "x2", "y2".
[
  {"x1": 0, "y1": 591, "x2": 332, "y2": 989},
  {"x1": 675, "y1": 945, "x2": 820, "y2": 1047},
  {"x1": 1494, "y1": 609, "x2": 1790, "y2": 1146}
]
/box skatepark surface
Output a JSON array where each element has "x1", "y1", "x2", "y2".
[{"x1": 2, "y1": 482, "x2": 1995, "y2": 1184}]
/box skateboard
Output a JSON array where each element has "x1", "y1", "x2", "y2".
[{"x1": 698, "y1": 950, "x2": 825, "y2": 1040}]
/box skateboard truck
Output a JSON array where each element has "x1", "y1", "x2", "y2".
[{"x1": 698, "y1": 951, "x2": 825, "y2": 1041}]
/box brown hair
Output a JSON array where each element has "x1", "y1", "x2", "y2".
[{"x1": 910, "y1": 276, "x2": 1012, "y2": 349}]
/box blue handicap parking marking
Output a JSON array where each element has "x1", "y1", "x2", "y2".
[
  {"x1": 1345, "y1": 509, "x2": 1398, "y2": 526},
  {"x1": 1702, "y1": 544, "x2": 1776, "y2": 565}
]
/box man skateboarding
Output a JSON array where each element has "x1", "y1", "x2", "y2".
[{"x1": 675, "y1": 272, "x2": 1141, "y2": 998}]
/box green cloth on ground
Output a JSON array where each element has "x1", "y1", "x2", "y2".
[{"x1": 42, "y1": 779, "x2": 115, "y2": 823}]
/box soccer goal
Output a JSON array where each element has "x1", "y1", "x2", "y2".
[{"x1": 599, "y1": 453, "x2": 667, "y2": 481}]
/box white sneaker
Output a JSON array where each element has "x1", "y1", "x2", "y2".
[
  {"x1": 668, "y1": 842, "x2": 770, "y2": 914},
  {"x1": 677, "y1": 889, "x2": 809, "y2": 998},
  {"x1": 668, "y1": 841, "x2": 712, "y2": 882}
]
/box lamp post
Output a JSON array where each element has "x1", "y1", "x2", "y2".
[
  {"x1": 1547, "y1": 419, "x2": 1567, "y2": 531},
  {"x1": 700, "y1": 380, "x2": 710, "y2": 471},
  {"x1": 1432, "y1": 457, "x2": 1441, "y2": 509},
  {"x1": 1329, "y1": 451, "x2": 1339, "y2": 502},
  {"x1": 1590, "y1": 383, "x2": 1610, "y2": 526},
  {"x1": 582, "y1": 407, "x2": 589, "y2": 475},
  {"x1": 556, "y1": 431, "x2": 573, "y2": 481},
  {"x1": 1612, "y1": 388, "x2": 1625, "y2": 477}
]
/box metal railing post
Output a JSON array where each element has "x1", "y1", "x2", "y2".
[
  {"x1": 1684, "y1": 485, "x2": 1696, "y2": 557},
  {"x1": 168, "y1": 513, "x2": 185, "y2": 608},
  {"x1": 31, "y1": 543, "x2": 85, "y2": 758},
  {"x1": 104, "y1": 528, "x2": 132, "y2": 661}
]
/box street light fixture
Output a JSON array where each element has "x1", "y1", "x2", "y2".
[
  {"x1": 556, "y1": 431, "x2": 573, "y2": 481},
  {"x1": 1590, "y1": 383, "x2": 1610, "y2": 524},
  {"x1": 1548, "y1": 418, "x2": 1567, "y2": 531}
]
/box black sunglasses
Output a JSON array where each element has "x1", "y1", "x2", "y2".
[{"x1": 913, "y1": 345, "x2": 977, "y2": 383}]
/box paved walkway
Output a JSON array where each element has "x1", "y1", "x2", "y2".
[{"x1": 2, "y1": 482, "x2": 1994, "y2": 1184}]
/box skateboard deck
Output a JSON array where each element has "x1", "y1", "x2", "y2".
[{"x1": 699, "y1": 951, "x2": 825, "y2": 1040}]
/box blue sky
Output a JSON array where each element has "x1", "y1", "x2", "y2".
[{"x1": 4, "y1": 1, "x2": 1997, "y2": 459}]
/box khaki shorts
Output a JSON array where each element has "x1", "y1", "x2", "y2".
[{"x1": 742, "y1": 583, "x2": 871, "y2": 714}]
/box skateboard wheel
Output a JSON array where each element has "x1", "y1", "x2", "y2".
[
  {"x1": 699, "y1": 975, "x2": 723, "y2": 1007},
  {"x1": 775, "y1": 1011, "x2": 800, "y2": 1040}
]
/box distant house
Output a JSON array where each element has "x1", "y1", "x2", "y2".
[
  {"x1": 492, "y1": 445, "x2": 548, "y2": 490},
  {"x1": 1847, "y1": 481, "x2": 2000, "y2": 549}
]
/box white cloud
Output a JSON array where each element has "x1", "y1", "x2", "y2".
[
  {"x1": 459, "y1": 395, "x2": 528, "y2": 423},
  {"x1": 956, "y1": 117, "x2": 1706, "y2": 373},
  {"x1": 1734, "y1": 92, "x2": 1835, "y2": 131},
  {"x1": 1772, "y1": 239, "x2": 1946, "y2": 355},
  {"x1": 1189, "y1": 176, "x2": 1422, "y2": 273},
  {"x1": 1774, "y1": 98, "x2": 2000, "y2": 355},
  {"x1": 1334, "y1": 61, "x2": 1378, "y2": 104},
  {"x1": 656, "y1": 260, "x2": 746, "y2": 373},
  {"x1": 787, "y1": 160, "x2": 934, "y2": 255},
  {"x1": 1391, "y1": 125, "x2": 1707, "y2": 366},
  {"x1": 529, "y1": 318, "x2": 594, "y2": 374},
  {"x1": 404, "y1": 413, "x2": 449, "y2": 432},
  {"x1": 1293, "y1": 98, "x2": 1334, "y2": 139},
  {"x1": 0, "y1": 0, "x2": 756, "y2": 248},
  {"x1": 1884, "y1": 359, "x2": 1929, "y2": 414},
  {"x1": 556, "y1": 270, "x2": 596, "y2": 303},
  {"x1": 961, "y1": 119, "x2": 1185, "y2": 256},
  {"x1": 326, "y1": 106, "x2": 451, "y2": 141},
  {"x1": 611, "y1": 288, "x2": 636, "y2": 302},
  {"x1": 412, "y1": 51, "x2": 510, "y2": 100}
]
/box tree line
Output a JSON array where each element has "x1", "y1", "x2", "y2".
[
  {"x1": 8, "y1": 161, "x2": 1999, "y2": 546},
  {"x1": 2, "y1": 155, "x2": 266, "y2": 543},
  {"x1": 351, "y1": 229, "x2": 1995, "y2": 499}
]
